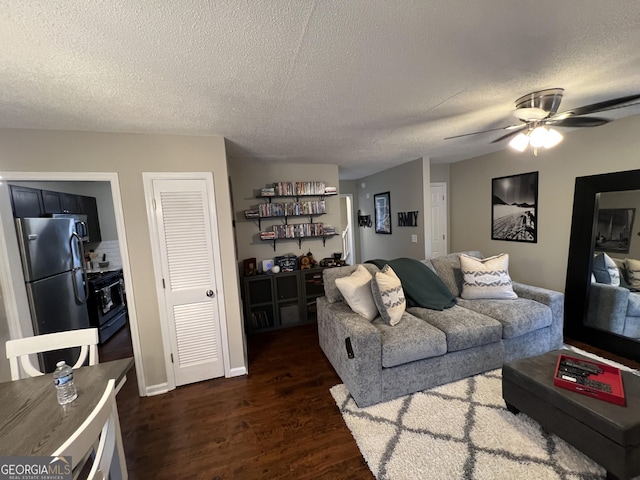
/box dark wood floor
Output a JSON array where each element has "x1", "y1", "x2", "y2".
[
  {"x1": 101, "y1": 323, "x2": 640, "y2": 480},
  {"x1": 102, "y1": 323, "x2": 371, "y2": 479}
]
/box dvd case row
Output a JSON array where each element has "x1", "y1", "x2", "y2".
[
  {"x1": 260, "y1": 222, "x2": 333, "y2": 239},
  {"x1": 257, "y1": 200, "x2": 326, "y2": 218},
  {"x1": 272, "y1": 181, "x2": 326, "y2": 196}
]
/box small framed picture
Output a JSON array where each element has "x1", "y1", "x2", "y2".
[
  {"x1": 491, "y1": 172, "x2": 538, "y2": 243},
  {"x1": 374, "y1": 192, "x2": 392, "y2": 234}
]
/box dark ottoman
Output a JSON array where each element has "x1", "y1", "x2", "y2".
[{"x1": 502, "y1": 349, "x2": 640, "y2": 480}]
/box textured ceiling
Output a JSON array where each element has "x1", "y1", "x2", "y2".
[{"x1": 1, "y1": 1, "x2": 640, "y2": 179}]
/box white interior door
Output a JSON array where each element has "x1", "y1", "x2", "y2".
[
  {"x1": 150, "y1": 177, "x2": 226, "y2": 386},
  {"x1": 430, "y1": 183, "x2": 448, "y2": 258}
]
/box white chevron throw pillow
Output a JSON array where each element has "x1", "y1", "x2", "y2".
[
  {"x1": 371, "y1": 265, "x2": 406, "y2": 325},
  {"x1": 460, "y1": 253, "x2": 518, "y2": 300}
]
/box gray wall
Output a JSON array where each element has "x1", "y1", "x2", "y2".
[
  {"x1": 449, "y1": 114, "x2": 640, "y2": 292},
  {"x1": 358, "y1": 158, "x2": 430, "y2": 261}
]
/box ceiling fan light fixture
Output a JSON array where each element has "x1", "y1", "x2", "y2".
[
  {"x1": 508, "y1": 132, "x2": 530, "y2": 152},
  {"x1": 543, "y1": 127, "x2": 563, "y2": 148},
  {"x1": 529, "y1": 126, "x2": 549, "y2": 148}
]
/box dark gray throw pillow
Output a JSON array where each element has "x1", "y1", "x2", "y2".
[{"x1": 592, "y1": 253, "x2": 611, "y2": 284}]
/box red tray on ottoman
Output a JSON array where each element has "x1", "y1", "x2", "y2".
[{"x1": 554, "y1": 353, "x2": 626, "y2": 406}]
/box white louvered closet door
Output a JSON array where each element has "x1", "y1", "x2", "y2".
[{"x1": 152, "y1": 178, "x2": 225, "y2": 386}]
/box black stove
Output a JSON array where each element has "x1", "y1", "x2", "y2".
[{"x1": 86, "y1": 269, "x2": 127, "y2": 344}]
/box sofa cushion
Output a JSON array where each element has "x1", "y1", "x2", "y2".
[
  {"x1": 372, "y1": 312, "x2": 447, "y2": 368},
  {"x1": 458, "y1": 298, "x2": 552, "y2": 339},
  {"x1": 626, "y1": 258, "x2": 640, "y2": 289},
  {"x1": 408, "y1": 305, "x2": 502, "y2": 352},
  {"x1": 459, "y1": 253, "x2": 517, "y2": 300},
  {"x1": 371, "y1": 265, "x2": 406, "y2": 326},
  {"x1": 430, "y1": 251, "x2": 483, "y2": 297},
  {"x1": 323, "y1": 263, "x2": 380, "y2": 303},
  {"x1": 335, "y1": 265, "x2": 378, "y2": 321}
]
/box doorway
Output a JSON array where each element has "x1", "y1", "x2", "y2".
[
  {"x1": 340, "y1": 194, "x2": 356, "y2": 265},
  {"x1": 0, "y1": 172, "x2": 145, "y2": 395},
  {"x1": 430, "y1": 183, "x2": 448, "y2": 258}
]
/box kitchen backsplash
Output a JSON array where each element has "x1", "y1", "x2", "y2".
[{"x1": 88, "y1": 240, "x2": 122, "y2": 269}]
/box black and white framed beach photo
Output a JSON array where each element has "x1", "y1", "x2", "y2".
[
  {"x1": 374, "y1": 191, "x2": 392, "y2": 234},
  {"x1": 491, "y1": 171, "x2": 538, "y2": 243},
  {"x1": 595, "y1": 208, "x2": 635, "y2": 254}
]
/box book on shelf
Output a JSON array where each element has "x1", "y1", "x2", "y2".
[
  {"x1": 324, "y1": 186, "x2": 337, "y2": 194},
  {"x1": 244, "y1": 209, "x2": 259, "y2": 218},
  {"x1": 261, "y1": 187, "x2": 275, "y2": 196}
]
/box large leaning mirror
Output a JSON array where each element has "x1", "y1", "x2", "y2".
[{"x1": 565, "y1": 169, "x2": 640, "y2": 362}]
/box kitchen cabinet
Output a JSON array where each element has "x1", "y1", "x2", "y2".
[
  {"x1": 9, "y1": 185, "x2": 44, "y2": 218},
  {"x1": 77, "y1": 195, "x2": 101, "y2": 242},
  {"x1": 41, "y1": 190, "x2": 62, "y2": 214},
  {"x1": 9, "y1": 185, "x2": 102, "y2": 242},
  {"x1": 41, "y1": 190, "x2": 80, "y2": 215}
]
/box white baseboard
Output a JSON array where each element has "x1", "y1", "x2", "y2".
[
  {"x1": 145, "y1": 382, "x2": 170, "y2": 396},
  {"x1": 228, "y1": 366, "x2": 247, "y2": 377}
]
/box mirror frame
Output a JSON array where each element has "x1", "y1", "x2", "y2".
[{"x1": 565, "y1": 168, "x2": 640, "y2": 361}]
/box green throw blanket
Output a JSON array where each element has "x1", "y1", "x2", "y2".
[{"x1": 366, "y1": 258, "x2": 456, "y2": 310}]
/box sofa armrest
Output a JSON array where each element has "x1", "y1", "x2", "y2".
[
  {"x1": 317, "y1": 296, "x2": 383, "y2": 407},
  {"x1": 512, "y1": 282, "x2": 565, "y2": 349},
  {"x1": 585, "y1": 283, "x2": 630, "y2": 335}
]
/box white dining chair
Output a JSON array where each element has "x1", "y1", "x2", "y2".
[
  {"x1": 53, "y1": 379, "x2": 121, "y2": 480},
  {"x1": 5, "y1": 328, "x2": 99, "y2": 380}
]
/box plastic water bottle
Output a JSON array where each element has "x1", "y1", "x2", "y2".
[{"x1": 53, "y1": 361, "x2": 78, "y2": 405}]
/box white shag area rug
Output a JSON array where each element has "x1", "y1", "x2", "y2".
[{"x1": 330, "y1": 348, "x2": 638, "y2": 480}]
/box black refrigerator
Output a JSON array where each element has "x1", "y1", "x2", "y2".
[{"x1": 15, "y1": 217, "x2": 91, "y2": 372}]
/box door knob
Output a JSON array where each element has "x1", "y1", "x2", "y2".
[{"x1": 206, "y1": 290, "x2": 215, "y2": 298}]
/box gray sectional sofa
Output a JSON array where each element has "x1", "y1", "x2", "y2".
[{"x1": 317, "y1": 251, "x2": 564, "y2": 407}]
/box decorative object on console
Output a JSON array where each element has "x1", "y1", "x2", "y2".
[
  {"x1": 243, "y1": 258, "x2": 257, "y2": 276},
  {"x1": 298, "y1": 251, "x2": 316, "y2": 270},
  {"x1": 261, "y1": 258, "x2": 274, "y2": 273},
  {"x1": 491, "y1": 171, "x2": 538, "y2": 243},
  {"x1": 275, "y1": 254, "x2": 298, "y2": 272},
  {"x1": 459, "y1": 253, "x2": 518, "y2": 300},
  {"x1": 374, "y1": 192, "x2": 391, "y2": 234},
  {"x1": 270, "y1": 265, "x2": 280, "y2": 274}
]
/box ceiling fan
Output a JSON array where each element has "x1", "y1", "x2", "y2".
[{"x1": 445, "y1": 88, "x2": 640, "y2": 153}]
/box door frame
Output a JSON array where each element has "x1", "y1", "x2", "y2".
[
  {"x1": 142, "y1": 172, "x2": 231, "y2": 392},
  {"x1": 0, "y1": 171, "x2": 146, "y2": 395}
]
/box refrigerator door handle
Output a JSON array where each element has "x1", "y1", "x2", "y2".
[{"x1": 70, "y1": 232, "x2": 89, "y2": 303}]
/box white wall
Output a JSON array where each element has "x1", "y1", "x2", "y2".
[
  {"x1": 0, "y1": 129, "x2": 245, "y2": 390},
  {"x1": 449, "y1": 114, "x2": 640, "y2": 292}
]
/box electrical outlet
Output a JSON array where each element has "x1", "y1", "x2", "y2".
[{"x1": 411, "y1": 234, "x2": 418, "y2": 243}]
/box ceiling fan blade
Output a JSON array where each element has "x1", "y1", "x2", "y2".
[
  {"x1": 490, "y1": 126, "x2": 528, "y2": 144},
  {"x1": 444, "y1": 124, "x2": 524, "y2": 140},
  {"x1": 557, "y1": 94, "x2": 640, "y2": 117},
  {"x1": 549, "y1": 117, "x2": 610, "y2": 128}
]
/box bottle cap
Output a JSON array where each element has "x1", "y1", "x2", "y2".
[{"x1": 56, "y1": 361, "x2": 65, "y2": 367}]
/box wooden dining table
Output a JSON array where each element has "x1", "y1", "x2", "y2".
[{"x1": 0, "y1": 357, "x2": 133, "y2": 461}]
